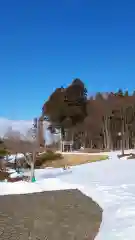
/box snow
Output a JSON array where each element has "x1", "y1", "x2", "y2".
[
  {"x1": 6, "y1": 169, "x2": 16, "y2": 174},
  {"x1": 0, "y1": 179, "x2": 78, "y2": 195},
  {"x1": 9, "y1": 171, "x2": 24, "y2": 178},
  {"x1": 1, "y1": 150, "x2": 135, "y2": 239},
  {"x1": 5, "y1": 153, "x2": 24, "y2": 163}
]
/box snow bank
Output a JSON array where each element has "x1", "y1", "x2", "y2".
[
  {"x1": 9, "y1": 171, "x2": 24, "y2": 178},
  {"x1": 1, "y1": 151, "x2": 135, "y2": 239},
  {"x1": 5, "y1": 153, "x2": 24, "y2": 163},
  {"x1": 58, "y1": 151, "x2": 109, "y2": 155},
  {"x1": 0, "y1": 178, "x2": 78, "y2": 195},
  {"x1": 57, "y1": 152, "x2": 135, "y2": 239}
]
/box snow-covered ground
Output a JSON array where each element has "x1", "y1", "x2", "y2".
[
  {"x1": 5, "y1": 153, "x2": 24, "y2": 163},
  {"x1": 1, "y1": 150, "x2": 135, "y2": 239}
]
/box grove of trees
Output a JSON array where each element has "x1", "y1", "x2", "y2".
[
  {"x1": 0, "y1": 126, "x2": 39, "y2": 180},
  {"x1": 42, "y1": 79, "x2": 135, "y2": 152}
]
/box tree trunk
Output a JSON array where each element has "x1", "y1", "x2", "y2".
[
  {"x1": 121, "y1": 117, "x2": 125, "y2": 155},
  {"x1": 103, "y1": 116, "x2": 111, "y2": 150},
  {"x1": 90, "y1": 139, "x2": 93, "y2": 148},
  {"x1": 125, "y1": 127, "x2": 129, "y2": 149},
  {"x1": 14, "y1": 152, "x2": 17, "y2": 171},
  {"x1": 30, "y1": 152, "x2": 35, "y2": 182}
]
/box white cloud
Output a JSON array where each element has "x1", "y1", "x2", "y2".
[{"x1": 0, "y1": 117, "x2": 33, "y2": 137}]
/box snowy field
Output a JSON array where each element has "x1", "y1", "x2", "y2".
[{"x1": 1, "y1": 150, "x2": 135, "y2": 239}]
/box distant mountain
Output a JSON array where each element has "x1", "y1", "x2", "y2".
[
  {"x1": 0, "y1": 117, "x2": 60, "y2": 144},
  {"x1": 0, "y1": 118, "x2": 33, "y2": 137}
]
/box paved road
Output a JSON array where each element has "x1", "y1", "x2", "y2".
[{"x1": 0, "y1": 190, "x2": 102, "y2": 240}]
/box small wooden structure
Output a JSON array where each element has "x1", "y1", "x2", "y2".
[{"x1": 61, "y1": 140, "x2": 73, "y2": 152}]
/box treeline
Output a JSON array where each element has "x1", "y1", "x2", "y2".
[{"x1": 42, "y1": 79, "x2": 135, "y2": 151}]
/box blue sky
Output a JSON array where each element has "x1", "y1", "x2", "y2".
[{"x1": 0, "y1": 0, "x2": 135, "y2": 121}]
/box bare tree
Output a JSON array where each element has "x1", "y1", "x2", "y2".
[
  {"x1": 3, "y1": 120, "x2": 39, "y2": 181},
  {"x1": 3, "y1": 128, "x2": 22, "y2": 171},
  {"x1": 0, "y1": 139, "x2": 7, "y2": 171},
  {"x1": 24, "y1": 124, "x2": 38, "y2": 181}
]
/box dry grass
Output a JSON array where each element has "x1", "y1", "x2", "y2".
[
  {"x1": 0, "y1": 190, "x2": 102, "y2": 240},
  {"x1": 42, "y1": 154, "x2": 108, "y2": 168},
  {"x1": 0, "y1": 171, "x2": 9, "y2": 181}
]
